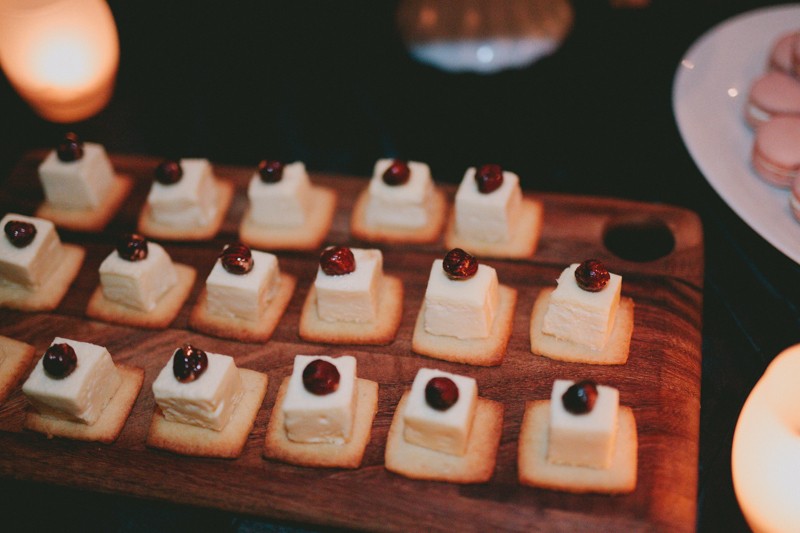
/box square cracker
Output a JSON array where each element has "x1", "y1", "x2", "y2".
[
  {"x1": 384, "y1": 391, "x2": 503, "y2": 484},
  {"x1": 24, "y1": 365, "x2": 144, "y2": 444},
  {"x1": 411, "y1": 284, "x2": 517, "y2": 366},
  {"x1": 147, "y1": 368, "x2": 268, "y2": 458},
  {"x1": 518, "y1": 400, "x2": 637, "y2": 494},
  {"x1": 530, "y1": 287, "x2": 635, "y2": 365},
  {"x1": 137, "y1": 178, "x2": 234, "y2": 241},
  {"x1": 349, "y1": 187, "x2": 448, "y2": 244},
  {"x1": 0, "y1": 244, "x2": 85, "y2": 312},
  {"x1": 35, "y1": 174, "x2": 134, "y2": 232},
  {"x1": 444, "y1": 197, "x2": 543, "y2": 259},
  {"x1": 239, "y1": 186, "x2": 336, "y2": 251},
  {"x1": 189, "y1": 272, "x2": 296, "y2": 342},
  {"x1": 0, "y1": 336, "x2": 36, "y2": 404},
  {"x1": 263, "y1": 376, "x2": 378, "y2": 469},
  {"x1": 86, "y1": 263, "x2": 196, "y2": 329},
  {"x1": 299, "y1": 275, "x2": 403, "y2": 345}
]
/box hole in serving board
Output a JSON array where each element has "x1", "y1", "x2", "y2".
[{"x1": 603, "y1": 217, "x2": 675, "y2": 262}]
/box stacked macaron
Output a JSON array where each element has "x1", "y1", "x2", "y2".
[
  {"x1": 746, "y1": 30, "x2": 800, "y2": 129},
  {"x1": 745, "y1": 71, "x2": 800, "y2": 129},
  {"x1": 746, "y1": 29, "x2": 800, "y2": 222},
  {"x1": 769, "y1": 31, "x2": 799, "y2": 74},
  {"x1": 751, "y1": 116, "x2": 800, "y2": 188}
]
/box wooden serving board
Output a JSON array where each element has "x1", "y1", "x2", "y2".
[{"x1": 0, "y1": 152, "x2": 702, "y2": 532}]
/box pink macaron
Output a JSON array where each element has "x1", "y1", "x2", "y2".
[
  {"x1": 769, "y1": 31, "x2": 799, "y2": 74},
  {"x1": 745, "y1": 71, "x2": 800, "y2": 129},
  {"x1": 792, "y1": 31, "x2": 800, "y2": 76},
  {"x1": 752, "y1": 115, "x2": 800, "y2": 188},
  {"x1": 791, "y1": 175, "x2": 800, "y2": 222}
]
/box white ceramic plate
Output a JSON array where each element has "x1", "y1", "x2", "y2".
[{"x1": 673, "y1": 4, "x2": 800, "y2": 265}]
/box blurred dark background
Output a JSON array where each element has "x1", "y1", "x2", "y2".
[{"x1": 2, "y1": 1, "x2": 799, "y2": 532}]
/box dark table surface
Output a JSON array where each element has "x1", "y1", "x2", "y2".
[{"x1": 2, "y1": 1, "x2": 799, "y2": 531}]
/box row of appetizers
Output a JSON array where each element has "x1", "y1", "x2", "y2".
[
  {"x1": 2, "y1": 134, "x2": 638, "y2": 497},
  {"x1": 30, "y1": 133, "x2": 542, "y2": 258},
  {"x1": 0, "y1": 214, "x2": 633, "y2": 367},
  {"x1": 0, "y1": 336, "x2": 636, "y2": 495}
]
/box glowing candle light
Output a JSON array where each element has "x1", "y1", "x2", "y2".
[
  {"x1": 733, "y1": 343, "x2": 800, "y2": 533},
  {"x1": 0, "y1": 0, "x2": 119, "y2": 123}
]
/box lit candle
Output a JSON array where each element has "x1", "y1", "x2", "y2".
[
  {"x1": 732, "y1": 343, "x2": 800, "y2": 533},
  {"x1": 0, "y1": 0, "x2": 119, "y2": 123}
]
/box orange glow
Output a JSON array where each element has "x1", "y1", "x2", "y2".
[
  {"x1": 32, "y1": 32, "x2": 95, "y2": 87},
  {"x1": 0, "y1": 0, "x2": 119, "y2": 122}
]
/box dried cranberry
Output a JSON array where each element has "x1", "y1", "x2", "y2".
[
  {"x1": 116, "y1": 233, "x2": 148, "y2": 261},
  {"x1": 562, "y1": 380, "x2": 598, "y2": 414},
  {"x1": 474, "y1": 164, "x2": 503, "y2": 194},
  {"x1": 574, "y1": 259, "x2": 610, "y2": 292},
  {"x1": 219, "y1": 243, "x2": 254, "y2": 275},
  {"x1": 172, "y1": 344, "x2": 208, "y2": 383},
  {"x1": 442, "y1": 248, "x2": 478, "y2": 280},
  {"x1": 155, "y1": 159, "x2": 183, "y2": 185},
  {"x1": 258, "y1": 160, "x2": 284, "y2": 183},
  {"x1": 4, "y1": 220, "x2": 37, "y2": 248},
  {"x1": 56, "y1": 132, "x2": 83, "y2": 162},
  {"x1": 382, "y1": 160, "x2": 411, "y2": 186},
  {"x1": 302, "y1": 359, "x2": 340, "y2": 395},
  {"x1": 425, "y1": 377, "x2": 459, "y2": 410},
  {"x1": 319, "y1": 246, "x2": 356, "y2": 276},
  {"x1": 42, "y1": 343, "x2": 77, "y2": 379}
]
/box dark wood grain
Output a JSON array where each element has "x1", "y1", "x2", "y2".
[{"x1": 0, "y1": 152, "x2": 702, "y2": 532}]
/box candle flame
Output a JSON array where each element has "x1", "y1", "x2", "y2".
[
  {"x1": 31, "y1": 31, "x2": 95, "y2": 88},
  {"x1": 0, "y1": 0, "x2": 119, "y2": 122}
]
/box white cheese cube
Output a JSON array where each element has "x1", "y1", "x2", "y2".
[
  {"x1": 403, "y1": 368, "x2": 478, "y2": 455},
  {"x1": 146, "y1": 158, "x2": 218, "y2": 227},
  {"x1": 315, "y1": 248, "x2": 382, "y2": 323},
  {"x1": 423, "y1": 259, "x2": 499, "y2": 339},
  {"x1": 247, "y1": 162, "x2": 312, "y2": 227},
  {"x1": 206, "y1": 249, "x2": 280, "y2": 321},
  {"x1": 38, "y1": 143, "x2": 115, "y2": 209},
  {"x1": 454, "y1": 166, "x2": 523, "y2": 243},
  {"x1": 98, "y1": 242, "x2": 177, "y2": 312},
  {"x1": 0, "y1": 213, "x2": 64, "y2": 288},
  {"x1": 22, "y1": 337, "x2": 121, "y2": 425},
  {"x1": 541, "y1": 263, "x2": 622, "y2": 350},
  {"x1": 282, "y1": 355, "x2": 357, "y2": 444},
  {"x1": 364, "y1": 159, "x2": 435, "y2": 229},
  {"x1": 152, "y1": 349, "x2": 244, "y2": 431},
  {"x1": 547, "y1": 379, "x2": 619, "y2": 469}
]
